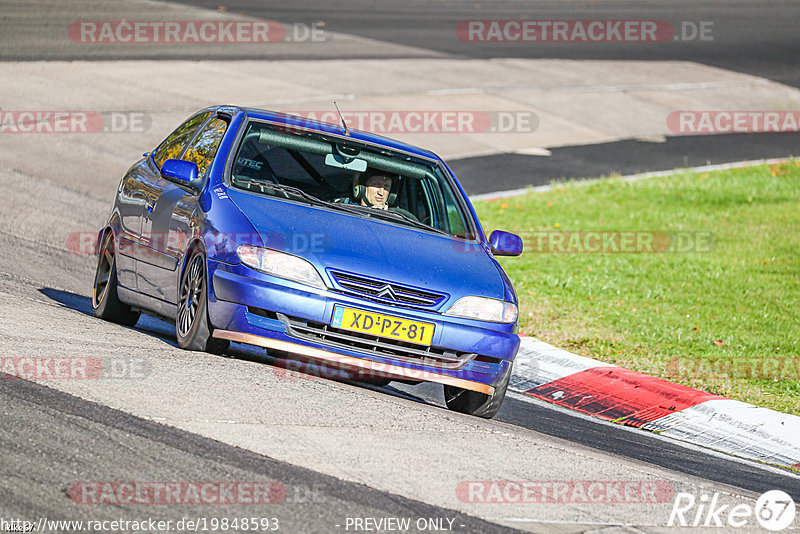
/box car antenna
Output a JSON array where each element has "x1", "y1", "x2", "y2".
[{"x1": 333, "y1": 101, "x2": 349, "y2": 136}]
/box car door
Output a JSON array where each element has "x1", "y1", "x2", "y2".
[
  {"x1": 137, "y1": 115, "x2": 229, "y2": 303},
  {"x1": 114, "y1": 161, "x2": 153, "y2": 291},
  {"x1": 133, "y1": 111, "x2": 212, "y2": 299}
]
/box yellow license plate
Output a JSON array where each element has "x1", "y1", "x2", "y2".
[{"x1": 331, "y1": 305, "x2": 435, "y2": 346}]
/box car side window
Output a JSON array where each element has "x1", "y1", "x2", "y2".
[
  {"x1": 181, "y1": 117, "x2": 229, "y2": 178},
  {"x1": 152, "y1": 111, "x2": 212, "y2": 169}
]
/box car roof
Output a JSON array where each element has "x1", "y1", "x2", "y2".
[{"x1": 217, "y1": 105, "x2": 441, "y2": 161}]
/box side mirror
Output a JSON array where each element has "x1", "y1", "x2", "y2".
[
  {"x1": 489, "y1": 230, "x2": 523, "y2": 257},
  {"x1": 160, "y1": 159, "x2": 199, "y2": 190}
]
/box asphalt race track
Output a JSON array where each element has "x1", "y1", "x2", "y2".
[
  {"x1": 25, "y1": 0, "x2": 800, "y2": 87},
  {"x1": 452, "y1": 132, "x2": 800, "y2": 196},
  {"x1": 0, "y1": 375, "x2": 517, "y2": 534},
  {"x1": 1, "y1": 1, "x2": 799, "y2": 532},
  {"x1": 4, "y1": 0, "x2": 797, "y2": 187}
]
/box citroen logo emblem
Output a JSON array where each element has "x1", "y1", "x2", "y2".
[{"x1": 376, "y1": 284, "x2": 397, "y2": 300}]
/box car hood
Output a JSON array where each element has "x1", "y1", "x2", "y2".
[{"x1": 227, "y1": 189, "x2": 506, "y2": 302}]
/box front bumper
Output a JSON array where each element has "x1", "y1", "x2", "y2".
[
  {"x1": 213, "y1": 329, "x2": 496, "y2": 395},
  {"x1": 208, "y1": 261, "x2": 519, "y2": 393}
]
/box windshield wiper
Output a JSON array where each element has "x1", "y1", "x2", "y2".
[
  {"x1": 232, "y1": 177, "x2": 373, "y2": 217},
  {"x1": 231, "y1": 176, "x2": 278, "y2": 194},
  {"x1": 324, "y1": 201, "x2": 371, "y2": 217},
  {"x1": 369, "y1": 209, "x2": 450, "y2": 236},
  {"x1": 231, "y1": 177, "x2": 330, "y2": 206}
]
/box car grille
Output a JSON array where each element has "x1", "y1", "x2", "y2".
[
  {"x1": 328, "y1": 270, "x2": 447, "y2": 309},
  {"x1": 277, "y1": 313, "x2": 474, "y2": 370}
]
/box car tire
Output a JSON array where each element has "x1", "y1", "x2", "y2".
[
  {"x1": 176, "y1": 248, "x2": 230, "y2": 355},
  {"x1": 92, "y1": 231, "x2": 141, "y2": 327},
  {"x1": 443, "y1": 363, "x2": 512, "y2": 419}
]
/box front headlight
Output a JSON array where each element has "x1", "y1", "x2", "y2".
[
  {"x1": 444, "y1": 296, "x2": 518, "y2": 324},
  {"x1": 237, "y1": 245, "x2": 326, "y2": 289}
]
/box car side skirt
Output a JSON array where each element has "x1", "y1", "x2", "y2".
[{"x1": 211, "y1": 329, "x2": 495, "y2": 396}]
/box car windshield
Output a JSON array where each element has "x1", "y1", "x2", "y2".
[{"x1": 229, "y1": 120, "x2": 476, "y2": 239}]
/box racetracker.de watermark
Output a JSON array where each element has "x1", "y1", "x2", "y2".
[
  {"x1": 0, "y1": 111, "x2": 151, "y2": 134},
  {"x1": 457, "y1": 20, "x2": 713, "y2": 42},
  {"x1": 68, "y1": 482, "x2": 286, "y2": 505},
  {"x1": 457, "y1": 480, "x2": 674, "y2": 503},
  {"x1": 666, "y1": 356, "x2": 800, "y2": 381},
  {"x1": 456, "y1": 231, "x2": 714, "y2": 254},
  {"x1": 0, "y1": 357, "x2": 151, "y2": 380},
  {"x1": 282, "y1": 110, "x2": 538, "y2": 134},
  {"x1": 68, "y1": 20, "x2": 324, "y2": 44},
  {"x1": 668, "y1": 111, "x2": 800, "y2": 134},
  {"x1": 67, "y1": 231, "x2": 332, "y2": 256},
  {"x1": 270, "y1": 354, "x2": 476, "y2": 382}
]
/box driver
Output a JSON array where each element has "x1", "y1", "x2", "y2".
[
  {"x1": 360, "y1": 172, "x2": 393, "y2": 210},
  {"x1": 341, "y1": 170, "x2": 420, "y2": 222}
]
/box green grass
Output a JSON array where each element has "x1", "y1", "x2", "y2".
[{"x1": 474, "y1": 161, "x2": 800, "y2": 414}]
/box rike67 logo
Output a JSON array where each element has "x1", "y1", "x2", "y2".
[{"x1": 668, "y1": 490, "x2": 796, "y2": 531}]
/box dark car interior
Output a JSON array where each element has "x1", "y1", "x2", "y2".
[{"x1": 229, "y1": 122, "x2": 474, "y2": 238}]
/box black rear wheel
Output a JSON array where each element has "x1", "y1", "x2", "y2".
[
  {"x1": 176, "y1": 249, "x2": 229, "y2": 355},
  {"x1": 92, "y1": 232, "x2": 140, "y2": 326},
  {"x1": 443, "y1": 363, "x2": 512, "y2": 419}
]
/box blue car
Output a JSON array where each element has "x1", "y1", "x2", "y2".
[{"x1": 92, "y1": 105, "x2": 523, "y2": 418}]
